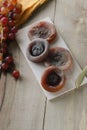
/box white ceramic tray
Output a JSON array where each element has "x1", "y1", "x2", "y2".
[{"x1": 16, "y1": 17, "x2": 87, "y2": 100}]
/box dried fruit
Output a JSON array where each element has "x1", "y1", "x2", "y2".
[
  {"x1": 28, "y1": 21, "x2": 57, "y2": 43},
  {"x1": 41, "y1": 66, "x2": 65, "y2": 92},
  {"x1": 45, "y1": 47, "x2": 73, "y2": 71},
  {"x1": 26, "y1": 38, "x2": 49, "y2": 62}
]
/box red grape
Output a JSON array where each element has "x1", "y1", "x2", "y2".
[
  {"x1": 0, "y1": 6, "x2": 9, "y2": 15},
  {"x1": 0, "y1": 14, "x2": 4, "y2": 19},
  {"x1": 7, "y1": 3, "x2": 14, "y2": 11},
  {"x1": 1, "y1": 16, "x2": 9, "y2": 26},
  {"x1": 8, "y1": 32, "x2": 15, "y2": 40},
  {"x1": 5, "y1": 56, "x2": 13, "y2": 64},
  {"x1": 2, "y1": 62, "x2": 9, "y2": 70},
  {"x1": 12, "y1": 70, "x2": 20, "y2": 79},
  {"x1": 11, "y1": 26, "x2": 18, "y2": 33},
  {"x1": 3, "y1": 26, "x2": 9, "y2": 33},
  {"x1": 8, "y1": 20, "x2": 15, "y2": 26},
  {"x1": 2, "y1": 0, "x2": 8, "y2": 7}
]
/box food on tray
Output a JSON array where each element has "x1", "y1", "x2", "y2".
[
  {"x1": 27, "y1": 21, "x2": 73, "y2": 92},
  {"x1": 26, "y1": 38, "x2": 49, "y2": 62},
  {"x1": 41, "y1": 66, "x2": 65, "y2": 92},
  {"x1": 44, "y1": 47, "x2": 73, "y2": 71},
  {"x1": 28, "y1": 21, "x2": 57, "y2": 43}
]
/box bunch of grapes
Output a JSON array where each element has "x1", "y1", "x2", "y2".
[{"x1": 0, "y1": 0, "x2": 22, "y2": 79}]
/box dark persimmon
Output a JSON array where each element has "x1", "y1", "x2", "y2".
[
  {"x1": 41, "y1": 66, "x2": 66, "y2": 92},
  {"x1": 28, "y1": 21, "x2": 57, "y2": 43},
  {"x1": 26, "y1": 38, "x2": 49, "y2": 62},
  {"x1": 45, "y1": 47, "x2": 73, "y2": 71}
]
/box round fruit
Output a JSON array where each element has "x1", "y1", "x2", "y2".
[
  {"x1": 1, "y1": 16, "x2": 9, "y2": 26},
  {"x1": 5, "y1": 56, "x2": 13, "y2": 64},
  {"x1": 26, "y1": 38, "x2": 49, "y2": 62},
  {"x1": 2, "y1": 62, "x2": 9, "y2": 70},
  {"x1": 7, "y1": 3, "x2": 14, "y2": 10},
  {"x1": 28, "y1": 21, "x2": 57, "y2": 43},
  {"x1": 12, "y1": 70, "x2": 20, "y2": 79},
  {"x1": 41, "y1": 66, "x2": 65, "y2": 92},
  {"x1": 8, "y1": 20, "x2": 15, "y2": 26},
  {"x1": 11, "y1": 26, "x2": 18, "y2": 33},
  {"x1": 45, "y1": 47, "x2": 73, "y2": 71},
  {"x1": 3, "y1": 26, "x2": 9, "y2": 33},
  {"x1": 8, "y1": 32, "x2": 15, "y2": 40}
]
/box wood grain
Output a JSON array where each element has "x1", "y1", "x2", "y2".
[
  {"x1": 44, "y1": 0, "x2": 87, "y2": 130},
  {"x1": 0, "y1": 0, "x2": 87, "y2": 130},
  {"x1": 0, "y1": 1, "x2": 54, "y2": 130}
]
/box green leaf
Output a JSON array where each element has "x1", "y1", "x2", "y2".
[{"x1": 75, "y1": 65, "x2": 87, "y2": 88}]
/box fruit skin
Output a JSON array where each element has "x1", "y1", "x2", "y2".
[
  {"x1": 8, "y1": 32, "x2": 15, "y2": 40},
  {"x1": 41, "y1": 66, "x2": 65, "y2": 92},
  {"x1": 5, "y1": 56, "x2": 13, "y2": 64},
  {"x1": 12, "y1": 70, "x2": 20, "y2": 79},
  {"x1": 26, "y1": 38, "x2": 49, "y2": 62},
  {"x1": 28, "y1": 21, "x2": 57, "y2": 43},
  {"x1": 8, "y1": 20, "x2": 15, "y2": 27},
  {"x1": 11, "y1": 26, "x2": 18, "y2": 33},
  {"x1": 1, "y1": 16, "x2": 9, "y2": 26},
  {"x1": 45, "y1": 47, "x2": 73, "y2": 71},
  {"x1": 2, "y1": 62, "x2": 9, "y2": 70}
]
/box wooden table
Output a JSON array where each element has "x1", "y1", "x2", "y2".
[{"x1": 0, "y1": 0, "x2": 87, "y2": 129}]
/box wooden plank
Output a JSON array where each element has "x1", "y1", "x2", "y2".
[
  {"x1": 0, "y1": 1, "x2": 55, "y2": 130},
  {"x1": 0, "y1": 42, "x2": 46, "y2": 130},
  {"x1": 54, "y1": 0, "x2": 87, "y2": 68},
  {"x1": 44, "y1": 0, "x2": 87, "y2": 130},
  {"x1": 44, "y1": 87, "x2": 87, "y2": 130}
]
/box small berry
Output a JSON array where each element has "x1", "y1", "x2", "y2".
[
  {"x1": 0, "y1": 7, "x2": 9, "y2": 15},
  {"x1": 2, "y1": 62, "x2": 9, "y2": 70},
  {"x1": 2, "y1": 0, "x2": 8, "y2": 7},
  {"x1": 1, "y1": 16, "x2": 9, "y2": 26},
  {"x1": 11, "y1": 26, "x2": 18, "y2": 33},
  {"x1": 3, "y1": 26, "x2": 9, "y2": 33},
  {"x1": 7, "y1": 3, "x2": 14, "y2": 10},
  {"x1": 5, "y1": 56, "x2": 13, "y2": 64},
  {"x1": 12, "y1": 70, "x2": 20, "y2": 79},
  {"x1": 8, "y1": 20, "x2": 15, "y2": 27},
  {"x1": 8, "y1": 32, "x2": 15, "y2": 40},
  {"x1": 0, "y1": 14, "x2": 4, "y2": 19}
]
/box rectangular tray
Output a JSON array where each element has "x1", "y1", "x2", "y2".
[{"x1": 16, "y1": 17, "x2": 87, "y2": 100}]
